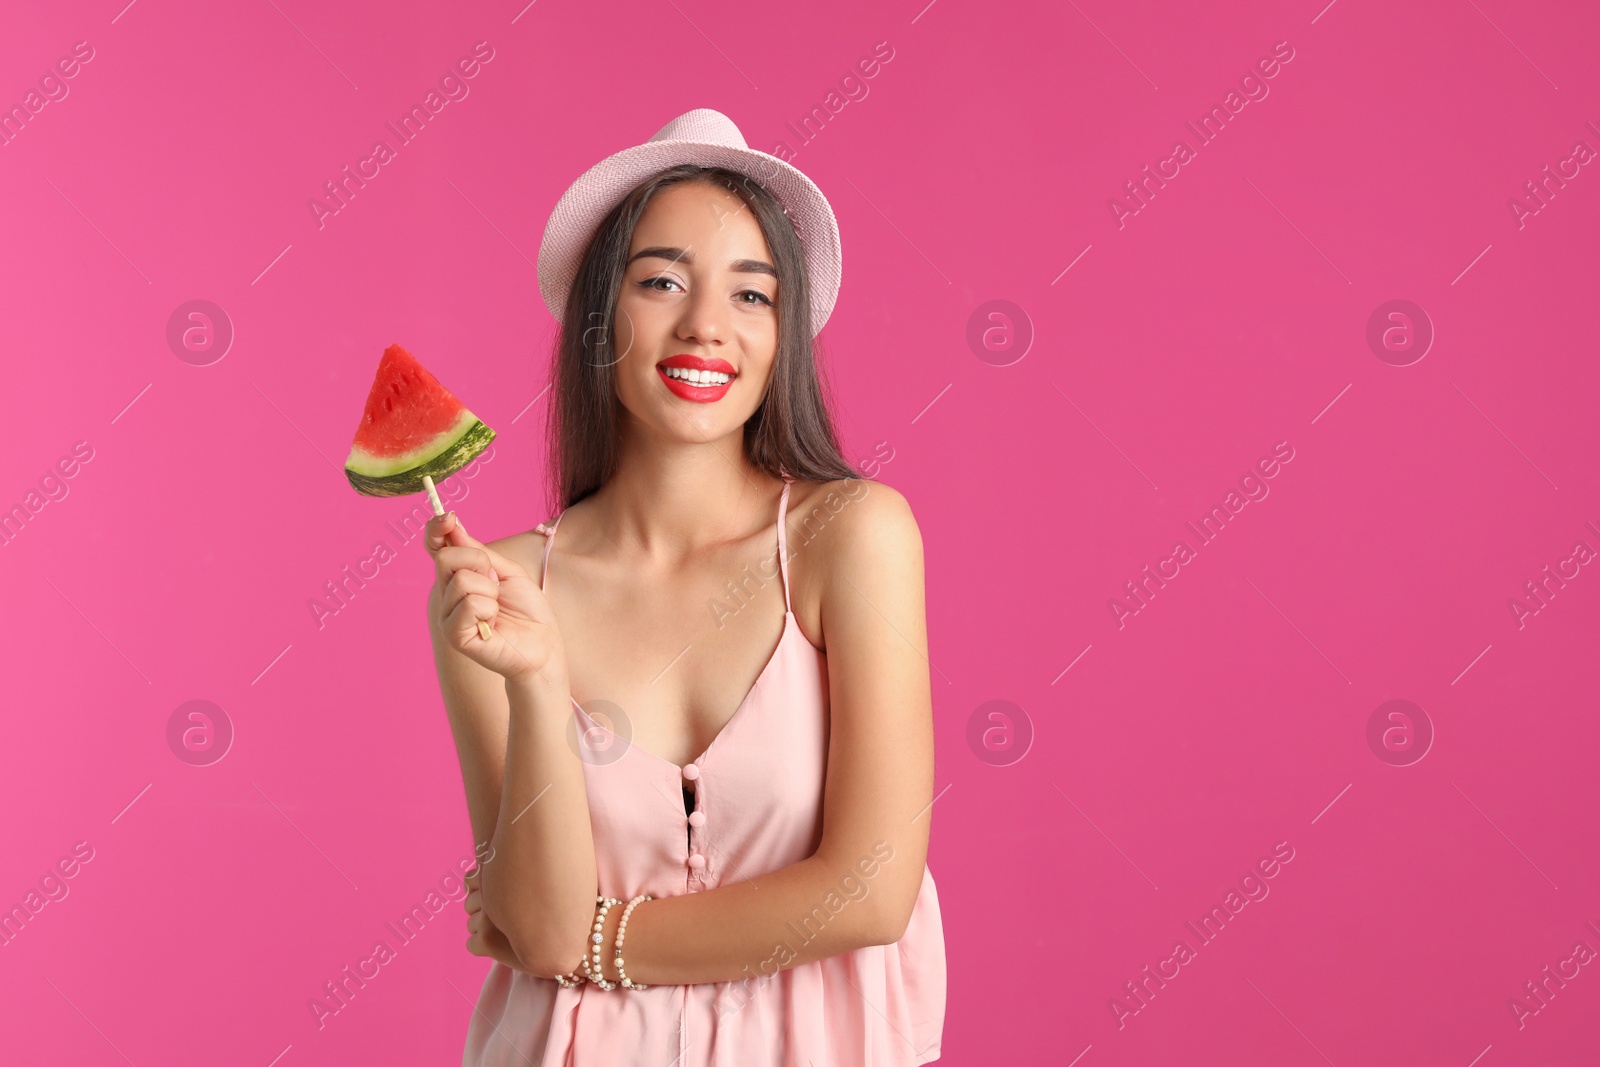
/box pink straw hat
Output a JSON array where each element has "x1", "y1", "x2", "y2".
[{"x1": 536, "y1": 107, "x2": 842, "y2": 338}]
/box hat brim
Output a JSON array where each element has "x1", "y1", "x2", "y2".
[{"x1": 537, "y1": 140, "x2": 841, "y2": 338}]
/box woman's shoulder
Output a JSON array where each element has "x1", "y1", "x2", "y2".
[
  {"x1": 785, "y1": 477, "x2": 924, "y2": 648},
  {"x1": 786, "y1": 476, "x2": 923, "y2": 568},
  {"x1": 482, "y1": 520, "x2": 557, "y2": 581}
]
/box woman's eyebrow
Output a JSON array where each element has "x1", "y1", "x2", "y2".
[{"x1": 627, "y1": 246, "x2": 777, "y2": 278}]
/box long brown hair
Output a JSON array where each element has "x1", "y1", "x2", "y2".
[{"x1": 544, "y1": 164, "x2": 863, "y2": 511}]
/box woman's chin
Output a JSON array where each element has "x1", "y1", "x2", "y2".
[{"x1": 618, "y1": 393, "x2": 751, "y2": 438}]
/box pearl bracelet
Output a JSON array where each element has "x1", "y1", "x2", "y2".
[
  {"x1": 586, "y1": 895, "x2": 624, "y2": 990},
  {"x1": 614, "y1": 894, "x2": 652, "y2": 990}
]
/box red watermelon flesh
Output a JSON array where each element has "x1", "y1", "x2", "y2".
[
  {"x1": 343, "y1": 343, "x2": 496, "y2": 496},
  {"x1": 354, "y1": 343, "x2": 468, "y2": 456}
]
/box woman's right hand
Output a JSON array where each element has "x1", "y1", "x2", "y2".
[
  {"x1": 463, "y1": 866, "x2": 528, "y2": 972},
  {"x1": 425, "y1": 510, "x2": 564, "y2": 684}
]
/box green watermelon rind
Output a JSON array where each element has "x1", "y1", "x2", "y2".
[
  {"x1": 344, "y1": 412, "x2": 496, "y2": 497},
  {"x1": 346, "y1": 406, "x2": 483, "y2": 476}
]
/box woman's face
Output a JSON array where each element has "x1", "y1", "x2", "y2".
[{"x1": 610, "y1": 180, "x2": 780, "y2": 442}]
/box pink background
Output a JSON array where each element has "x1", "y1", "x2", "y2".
[{"x1": 3, "y1": 0, "x2": 1598, "y2": 1063}]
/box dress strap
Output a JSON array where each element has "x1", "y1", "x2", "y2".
[
  {"x1": 775, "y1": 475, "x2": 793, "y2": 613},
  {"x1": 534, "y1": 513, "x2": 563, "y2": 591}
]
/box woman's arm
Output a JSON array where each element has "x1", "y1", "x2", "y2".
[
  {"x1": 463, "y1": 866, "x2": 536, "y2": 972},
  {"x1": 427, "y1": 577, "x2": 510, "y2": 872},
  {"x1": 425, "y1": 519, "x2": 600, "y2": 976},
  {"x1": 532, "y1": 482, "x2": 936, "y2": 986},
  {"x1": 487, "y1": 661, "x2": 601, "y2": 974}
]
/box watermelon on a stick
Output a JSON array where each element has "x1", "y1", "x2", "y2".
[{"x1": 345, "y1": 343, "x2": 498, "y2": 639}]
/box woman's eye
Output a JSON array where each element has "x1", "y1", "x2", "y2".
[{"x1": 640, "y1": 277, "x2": 773, "y2": 308}]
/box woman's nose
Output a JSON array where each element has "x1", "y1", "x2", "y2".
[{"x1": 676, "y1": 286, "x2": 728, "y2": 343}]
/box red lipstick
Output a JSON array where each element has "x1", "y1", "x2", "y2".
[{"x1": 656, "y1": 354, "x2": 737, "y2": 403}]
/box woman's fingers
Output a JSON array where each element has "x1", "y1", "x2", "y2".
[
  {"x1": 432, "y1": 545, "x2": 527, "y2": 603},
  {"x1": 474, "y1": 541, "x2": 527, "y2": 584},
  {"x1": 438, "y1": 565, "x2": 498, "y2": 620},
  {"x1": 423, "y1": 510, "x2": 462, "y2": 554},
  {"x1": 443, "y1": 592, "x2": 500, "y2": 644},
  {"x1": 425, "y1": 512, "x2": 529, "y2": 582},
  {"x1": 425, "y1": 512, "x2": 492, "y2": 590},
  {"x1": 432, "y1": 543, "x2": 494, "y2": 590},
  {"x1": 465, "y1": 912, "x2": 488, "y2": 956},
  {"x1": 460, "y1": 870, "x2": 489, "y2": 953}
]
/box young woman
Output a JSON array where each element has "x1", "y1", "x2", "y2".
[{"x1": 426, "y1": 109, "x2": 945, "y2": 1066}]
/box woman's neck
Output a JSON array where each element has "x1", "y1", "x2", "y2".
[{"x1": 581, "y1": 439, "x2": 782, "y2": 558}]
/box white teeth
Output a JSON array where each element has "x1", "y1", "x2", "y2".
[{"x1": 663, "y1": 366, "x2": 731, "y2": 385}]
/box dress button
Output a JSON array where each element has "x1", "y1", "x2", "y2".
[
  {"x1": 681, "y1": 763, "x2": 700, "y2": 781},
  {"x1": 687, "y1": 853, "x2": 706, "y2": 870},
  {"x1": 688, "y1": 810, "x2": 706, "y2": 827}
]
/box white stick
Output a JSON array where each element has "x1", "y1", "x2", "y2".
[
  {"x1": 421, "y1": 474, "x2": 445, "y2": 516},
  {"x1": 423, "y1": 474, "x2": 493, "y2": 642}
]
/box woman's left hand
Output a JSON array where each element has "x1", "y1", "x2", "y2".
[{"x1": 464, "y1": 867, "x2": 527, "y2": 972}]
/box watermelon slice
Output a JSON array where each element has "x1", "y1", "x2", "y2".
[{"x1": 344, "y1": 343, "x2": 496, "y2": 497}]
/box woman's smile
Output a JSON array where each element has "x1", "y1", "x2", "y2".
[{"x1": 656, "y1": 353, "x2": 738, "y2": 403}]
